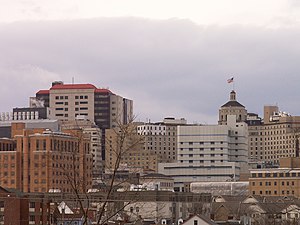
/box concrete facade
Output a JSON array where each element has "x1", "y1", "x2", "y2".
[{"x1": 158, "y1": 116, "x2": 249, "y2": 191}]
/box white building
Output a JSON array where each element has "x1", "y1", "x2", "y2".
[{"x1": 158, "y1": 115, "x2": 248, "y2": 191}]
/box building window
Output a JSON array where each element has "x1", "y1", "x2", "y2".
[
  {"x1": 194, "y1": 220, "x2": 198, "y2": 225},
  {"x1": 29, "y1": 202, "x2": 35, "y2": 208},
  {"x1": 29, "y1": 215, "x2": 35, "y2": 221}
]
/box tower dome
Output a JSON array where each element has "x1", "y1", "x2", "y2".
[{"x1": 218, "y1": 90, "x2": 247, "y2": 125}]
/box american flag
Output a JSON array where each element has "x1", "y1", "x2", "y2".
[{"x1": 227, "y1": 77, "x2": 234, "y2": 83}]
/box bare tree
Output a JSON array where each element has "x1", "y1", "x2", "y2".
[{"x1": 54, "y1": 116, "x2": 144, "y2": 225}]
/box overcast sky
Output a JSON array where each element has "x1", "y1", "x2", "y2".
[{"x1": 1, "y1": 0, "x2": 300, "y2": 124}]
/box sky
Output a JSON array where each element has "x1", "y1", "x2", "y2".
[{"x1": 1, "y1": 0, "x2": 300, "y2": 124}]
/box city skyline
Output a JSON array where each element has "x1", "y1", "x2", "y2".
[{"x1": 1, "y1": 1, "x2": 300, "y2": 124}]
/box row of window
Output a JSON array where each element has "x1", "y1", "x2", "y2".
[
  {"x1": 180, "y1": 153, "x2": 224, "y2": 157},
  {"x1": 252, "y1": 190, "x2": 295, "y2": 195},
  {"x1": 0, "y1": 155, "x2": 15, "y2": 160},
  {"x1": 252, "y1": 172, "x2": 300, "y2": 178},
  {"x1": 180, "y1": 160, "x2": 224, "y2": 163},
  {"x1": 252, "y1": 181, "x2": 295, "y2": 186},
  {"x1": 55, "y1": 95, "x2": 88, "y2": 100},
  {"x1": 137, "y1": 126, "x2": 166, "y2": 130},
  {"x1": 180, "y1": 147, "x2": 224, "y2": 151},
  {"x1": 182, "y1": 141, "x2": 224, "y2": 145}
]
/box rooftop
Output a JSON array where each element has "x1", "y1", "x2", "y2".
[
  {"x1": 50, "y1": 83, "x2": 97, "y2": 90},
  {"x1": 221, "y1": 100, "x2": 245, "y2": 108},
  {"x1": 36, "y1": 83, "x2": 113, "y2": 94}
]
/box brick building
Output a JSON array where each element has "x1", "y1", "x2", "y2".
[
  {"x1": 0, "y1": 186, "x2": 51, "y2": 225},
  {"x1": 0, "y1": 122, "x2": 92, "y2": 193},
  {"x1": 249, "y1": 157, "x2": 300, "y2": 197}
]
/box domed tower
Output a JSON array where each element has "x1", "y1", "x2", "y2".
[{"x1": 218, "y1": 90, "x2": 247, "y2": 125}]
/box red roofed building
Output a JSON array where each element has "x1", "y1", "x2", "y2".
[
  {"x1": 35, "y1": 81, "x2": 133, "y2": 172},
  {"x1": 35, "y1": 81, "x2": 133, "y2": 130}
]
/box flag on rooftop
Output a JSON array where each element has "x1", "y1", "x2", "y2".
[{"x1": 227, "y1": 77, "x2": 234, "y2": 83}]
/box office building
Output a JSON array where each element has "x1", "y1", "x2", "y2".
[
  {"x1": 61, "y1": 119, "x2": 103, "y2": 177},
  {"x1": 0, "y1": 186, "x2": 51, "y2": 225},
  {"x1": 35, "y1": 81, "x2": 133, "y2": 129},
  {"x1": 137, "y1": 118, "x2": 187, "y2": 164},
  {"x1": 249, "y1": 157, "x2": 300, "y2": 197},
  {"x1": 105, "y1": 125, "x2": 158, "y2": 172},
  {"x1": 248, "y1": 105, "x2": 300, "y2": 166},
  {"x1": 159, "y1": 115, "x2": 249, "y2": 191},
  {"x1": 158, "y1": 91, "x2": 249, "y2": 191},
  {"x1": 0, "y1": 123, "x2": 92, "y2": 193}
]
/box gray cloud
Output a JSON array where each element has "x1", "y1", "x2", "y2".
[{"x1": 0, "y1": 18, "x2": 300, "y2": 123}]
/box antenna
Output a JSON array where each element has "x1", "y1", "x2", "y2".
[{"x1": 72, "y1": 77, "x2": 75, "y2": 84}]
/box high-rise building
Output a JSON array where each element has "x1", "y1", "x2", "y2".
[
  {"x1": 0, "y1": 123, "x2": 92, "y2": 193},
  {"x1": 158, "y1": 91, "x2": 250, "y2": 191},
  {"x1": 35, "y1": 81, "x2": 133, "y2": 168},
  {"x1": 35, "y1": 81, "x2": 133, "y2": 129},
  {"x1": 104, "y1": 124, "x2": 158, "y2": 172},
  {"x1": 137, "y1": 118, "x2": 187, "y2": 164},
  {"x1": 158, "y1": 115, "x2": 249, "y2": 191},
  {"x1": 248, "y1": 105, "x2": 300, "y2": 166},
  {"x1": 60, "y1": 118, "x2": 104, "y2": 177}
]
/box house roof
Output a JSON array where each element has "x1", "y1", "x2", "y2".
[
  {"x1": 212, "y1": 195, "x2": 300, "y2": 219},
  {"x1": 182, "y1": 214, "x2": 218, "y2": 225}
]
